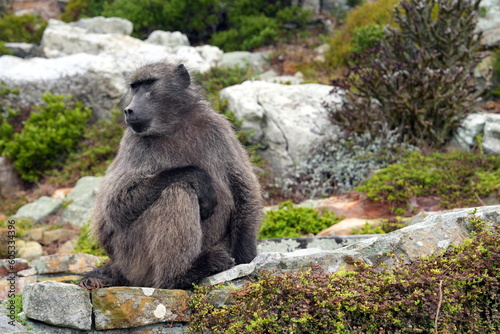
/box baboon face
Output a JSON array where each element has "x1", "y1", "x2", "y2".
[{"x1": 124, "y1": 63, "x2": 191, "y2": 136}]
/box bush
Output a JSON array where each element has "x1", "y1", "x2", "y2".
[
  {"x1": 330, "y1": 0, "x2": 483, "y2": 148},
  {"x1": 74, "y1": 223, "x2": 107, "y2": 256},
  {"x1": 356, "y1": 151, "x2": 500, "y2": 214},
  {"x1": 46, "y1": 109, "x2": 124, "y2": 187},
  {"x1": 324, "y1": 0, "x2": 398, "y2": 69},
  {"x1": 350, "y1": 218, "x2": 407, "y2": 234},
  {"x1": 2, "y1": 93, "x2": 92, "y2": 183},
  {"x1": 258, "y1": 201, "x2": 343, "y2": 239},
  {"x1": 350, "y1": 24, "x2": 385, "y2": 55},
  {"x1": 189, "y1": 216, "x2": 500, "y2": 333},
  {"x1": 60, "y1": 0, "x2": 109, "y2": 22},
  {"x1": 0, "y1": 13, "x2": 47, "y2": 43}
]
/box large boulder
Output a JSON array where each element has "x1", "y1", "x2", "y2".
[
  {"x1": 453, "y1": 112, "x2": 500, "y2": 154},
  {"x1": 220, "y1": 81, "x2": 343, "y2": 171},
  {"x1": 202, "y1": 205, "x2": 500, "y2": 286},
  {"x1": 477, "y1": 0, "x2": 500, "y2": 48},
  {"x1": 60, "y1": 176, "x2": 103, "y2": 227},
  {"x1": 41, "y1": 19, "x2": 222, "y2": 72},
  {"x1": 0, "y1": 18, "x2": 223, "y2": 119}
]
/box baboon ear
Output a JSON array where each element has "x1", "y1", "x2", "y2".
[{"x1": 175, "y1": 64, "x2": 190, "y2": 89}]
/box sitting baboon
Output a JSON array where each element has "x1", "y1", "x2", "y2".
[{"x1": 79, "y1": 62, "x2": 263, "y2": 290}]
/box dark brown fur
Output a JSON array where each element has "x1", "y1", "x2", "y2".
[{"x1": 79, "y1": 62, "x2": 263, "y2": 289}]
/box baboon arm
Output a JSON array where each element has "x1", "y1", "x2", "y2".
[{"x1": 106, "y1": 166, "x2": 217, "y2": 227}]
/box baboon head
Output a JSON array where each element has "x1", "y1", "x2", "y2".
[{"x1": 123, "y1": 62, "x2": 193, "y2": 136}]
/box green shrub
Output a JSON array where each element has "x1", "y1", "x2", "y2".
[
  {"x1": 350, "y1": 24, "x2": 385, "y2": 55},
  {"x1": 330, "y1": 0, "x2": 483, "y2": 148},
  {"x1": 356, "y1": 151, "x2": 500, "y2": 214},
  {"x1": 324, "y1": 0, "x2": 398, "y2": 69},
  {"x1": 46, "y1": 109, "x2": 124, "y2": 186},
  {"x1": 2, "y1": 93, "x2": 92, "y2": 183},
  {"x1": 0, "y1": 13, "x2": 47, "y2": 43},
  {"x1": 60, "y1": 0, "x2": 109, "y2": 22},
  {"x1": 190, "y1": 216, "x2": 500, "y2": 333},
  {"x1": 259, "y1": 201, "x2": 343, "y2": 239},
  {"x1": 74, "y1": 223, "x2": 107, "y2": 256},
  {"x1": 3, "y1": 293, "x2": 25, "y2": 325}
]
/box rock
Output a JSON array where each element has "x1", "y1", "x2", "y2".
[
  {"x1": 203, "y1": 205, "x2": 500, "y2": 285},
  {"x1": 482, "y1": 113, "x2": 500, "y2": 154},
  {"x1": 220, "y1": 81, "x2": 343, "y2": 171},
  {"x1": 453, "y1": 113, "x2": 488, "y2": 150},
  {"x1": 3, "y1": 42, "x2": 35, "y2": 58},
  {"x1": 317, "y1": 218, "x2": 382, "y2": 236},
  {"x1": 41, "y1": 19, "x2": 222, "y2": 72},
  {"x1": 146, "y1": 30, "x2": 190, "y2": 47},
  {"x1": 41, "y1": 229, "x2": 77, "y2": 244},
  {"x1": 23, "y1": 228, "x2": 44, "y2": 242},
  {"x1": 69, "y1": 16, "x2": 133, "y2": 35},
  {"x1": 51, "y1": 188, "x2": 73, "y2": 200},
  {"x1": 60, "y1": 176, "x2": 102, "y2": 227},
  {"x1": 0, "y1": 156, "x2": 23, "y2": 196},
  {"x1": 257, "y1": 235, "x2": 375, "y2": 253},
  {"x1": 17, "y1": 241, "x2": 43, "y2": 261},
  {"x1": 0, "y1": 259, "x2": 29, "y2": 278},
  {"x1": 38, "y1": 275, "x2": 83, "y2": 283},
  {"x1": 477, "y1": 0, "x2": 500, "y2": 47},
  {"x1": 23, "y1": 281, "x2": 92, "y2": 331},
  {"x1": 0, "y1": 275, "x2": 36, "y2": 299},
  {"x1": 11, "y1": 196, "x2": 62, "y2": 224},
  {"x1": 219, "y1": 51, "x2": 268, "y2": 73},
  {"x1": 93, "y1": 287, "x2": 190, "y2": 330},
  {"x1": 474, "y1": 54, "x2": 494, "y2": 91},
  {"x1": 0, "y1": 305, "x2": 26, "y2": 333},
  {"x1": 32, "y1": 253, "x2": 101, "y2": 275},
  {"x1": 292, "y1": 0, "x2": 322, "y2": 13},
  {"x1": 262, "y1": 74, "x2": 304, "y2": 85},
  {"x1": 0, "y1": 53, "x2": 126, "y2": 119},
  {"x1": 58, "y1": 240, "x2": 76, "y2": 254}
]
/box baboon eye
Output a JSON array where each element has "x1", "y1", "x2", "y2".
[{"x1": 130, "y1": 78, "x2": 157, "y2": 90}]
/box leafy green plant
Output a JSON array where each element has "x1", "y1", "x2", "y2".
[
  {"x1": 3, "y1": 293, "x2": 25, "y2": 325},
  {"x1": 330, "y1": 0, "x2": 483, "y2": 148},
  {"x1": 46, "y1": 109, "x2": 123, "y2": 187},
  {"x1": 190, "y1": 216, "x2": 500, "y2": 333},
  {"x1": 60, "y1": 0, "x2": 110, "y2": 22},
  {"x1": 73, "y1": 223, "x2": 107, "y2": 256},
  {"x1": 356, "y1": 151, "x2": 500, "y2": 214},
  {"x1": 2, "y1": 93, "x2": 92, "y2": 183},
  {"x1": 259, "y1": 201, "x2": 343, "y2": 239},
  {"x1": 350, "y1": 24, "x2": 385, "y2": 55},
  {"x1": 0, "y1": 13, "x2": 47, "y2": 43},
  {"x1": 324, "y1": 0, "x2": 398, "y2": 69}
]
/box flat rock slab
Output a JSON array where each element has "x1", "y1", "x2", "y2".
[
  {"x1": 23, "y1": 281, "x2": 92, "y2": 331},
  {"x1": 93, "y1": 287, "x2": 190, "y2": 330},
  {"x1": 32, "y1": 253, "x2": 101, "y2": 275}
]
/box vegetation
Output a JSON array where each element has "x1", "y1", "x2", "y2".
[
  {"x1": 324, "y1": 0, "x2": 398, "y2": 69},
  {"x1": 190, "y1": 216, "x2": 500, "y2": 333},
  {"x1": 259, "y1": 201, "x2": 342, "y2": 239},
  {"x1": 73, "y1": 223, "x2": 107, "y2": 256},
  {"x1": 0, "y1": 13, "x2": 47, "y2": 55},
  {"x1": 46, "y1": 109, "x2": 124, "y2": 187},
  {"x1": 350, "y1": 218, "x2": 407, "y2": 235},
  {"x1": 1, "y1": 93, "x2": 92, "y2": 183},
  {"x1": 3, "y1": 293, "x2": 25, "y2": 325},
  {"x1": 62, "y1": 0, "x2": 311, "y2": 51},
  {"x1": 330, "y1": 0, "x2": 483, "y2": 148},
  {"x1": 356, "y1": 151, "x2": 500, "y2": 214}
]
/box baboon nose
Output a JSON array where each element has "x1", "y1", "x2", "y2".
[{"x1": 124, "y1": 108, "x2": 133, "y2": 116}]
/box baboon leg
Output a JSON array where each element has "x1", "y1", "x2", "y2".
[
  {"x1": 78, "y1": 263, "x2": 129, "y2": 290},
  {"x1": 167, "y1": 244, "x2": 235, "y2": 289}
]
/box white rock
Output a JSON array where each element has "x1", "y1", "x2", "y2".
[
  {"x1": 70, "y1": 16, "x2": 133, "y2": 35},
  {"x1": 453, "y1": 113, "x2": 488, "y2": 149},
  {"x1": 483, "y1": 114, "x2": 500, "y2": 154},
  {"x1": 146, "y1": 30, "x2": 190, "y2": 47},
  {"x1": 477, "y1": 0, "x2": 500, "y2": 47},
  {"x1": 220, "y1": 81, "x2": 343, "y2": 171}
]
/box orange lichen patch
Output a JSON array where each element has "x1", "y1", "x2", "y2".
[{"x1": 92, "y1": 287, "x2": 190, "y2": 330}]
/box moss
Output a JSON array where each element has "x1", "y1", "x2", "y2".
[
  {"x1": 3, "y1": 293, "x2": 25, "y2": 325},
  {"x1": 356, "y1": 151, "x2": 500, "y2": 214},
  {"x1": 259, "y1": 201, "x2": 343, "y2": 239},
  {"x1": 73, "y1": 223, "x2": 107, "y2": 257},
  {"x1": 190, "y1": 216, "x2": 500, "y2": 333}
]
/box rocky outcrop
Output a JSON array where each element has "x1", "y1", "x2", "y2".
[
  {"x1": 477, "y1": 0, "x2": 500, "y2": 48},
  {"x1": 453, "y1": 112, "x2": 500, "y2": 154},
  {"x1": 60, "y1": 176, "x2": 102, "y2": 227},
  {"x1": 220, "y1": 81, "x2": 343, "y2": 171},
  {"x1": 11, "y1": 196, "x2": 62, "y2": 224},
  {"x1": 12, "y1": 205, "x2": 498, "y2": 332},
  {"x1": 0, "y1": 17, "x2": 223, "y2": 119}
]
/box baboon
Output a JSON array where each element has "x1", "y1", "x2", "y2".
[{"x1": 78, "y1": 62, "x2": 263, "y2": 290}]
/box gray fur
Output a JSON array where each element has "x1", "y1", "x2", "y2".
[{"x1": 80, "y1": 62, "x2": 263, "y2": 289}]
